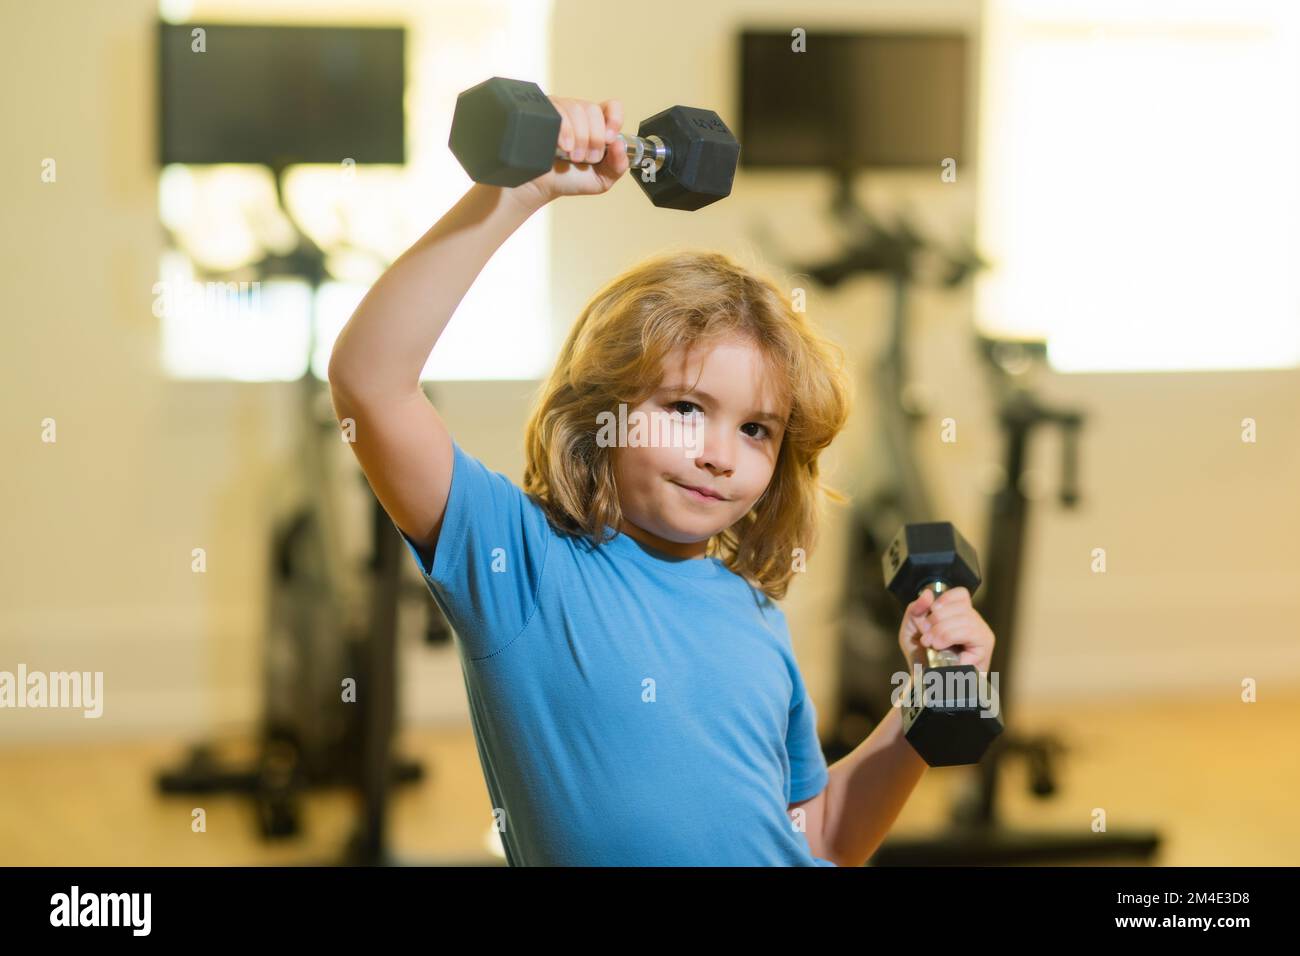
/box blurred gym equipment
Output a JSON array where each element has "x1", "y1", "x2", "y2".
[
  {"x1": 150, "y1": 21, "x2": 480, "y2": 865},
  {"x1": 776, "y1": 191, "x2": 1159, "y2": 864},
  {"x1": 740, "y1": 25, "x2": 1159, "y2": 864}
]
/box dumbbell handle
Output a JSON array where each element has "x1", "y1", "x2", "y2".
[
  {"x1": 554, "y1": 133, "x2": 668, "y2": 176},
  {"x1": 920, "y1": 580, "x2": 961, "y2": 668}
]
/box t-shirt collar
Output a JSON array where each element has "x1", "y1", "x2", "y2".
[{"x1": 599, "y1": 524, "x2": 726, "y2": 579}]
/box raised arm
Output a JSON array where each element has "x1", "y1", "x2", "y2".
[
  {"x1": 327, "y1": 93, "x2": 627, "y2": 560},
  {"x1": 327, "y1": 183, "x2": 545, "y2": 558}
]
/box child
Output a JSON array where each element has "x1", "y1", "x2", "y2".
[{"x1": 328, "y1": 95, "x2": 995, "y2": 866}]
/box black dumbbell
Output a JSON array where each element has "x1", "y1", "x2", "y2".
[
  {"x1": 448, "y1": 76, "x2": 740, "y2": 211},
  {"x1": 883, "y1": 521, "x2": 1004, "y2": 767}
]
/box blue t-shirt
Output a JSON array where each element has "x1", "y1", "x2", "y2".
[{"x1": 399, "y1": 439, "x2": 834, "y2": 866}]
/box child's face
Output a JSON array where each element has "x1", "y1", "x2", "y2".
[{"x1": 610, "y1": 335, "x2": 788, "y2": 560}]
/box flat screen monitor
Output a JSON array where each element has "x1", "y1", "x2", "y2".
[
  {"x1": 157, "y1": 22, "x2": 406, "y2": 167},
  {"x1": 738, "y1": 30, "x2": 968, "y2": 171}
]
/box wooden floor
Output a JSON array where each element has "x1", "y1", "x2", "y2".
[{"x1": 2, "y1": 689, "x2": 1296, "y2": 866}]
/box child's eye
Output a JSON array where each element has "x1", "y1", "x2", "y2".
[{"x1": 667, "y1": 401, "x2": 769, "y2": 441}]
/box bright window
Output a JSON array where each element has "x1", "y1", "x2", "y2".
[
  {"x1": 157, "y1": 0, "x2": 553, "y2": 381},
  {"x1": 977, "y1": 0, "x2": 1300, "y2": 371}
]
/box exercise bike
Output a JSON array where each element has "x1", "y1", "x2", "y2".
[
  {"x1": 154, "y1": 165, "x2": 444, "y2": 864},
  {"x1": 757, "y1": 177, "x2": 1161, "y2": 864}
]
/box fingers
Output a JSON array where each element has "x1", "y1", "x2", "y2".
[
  {"x1": 599, "y1": 100, "x2": 627, "y2": 174},
  {"x1": 565, "y1": 99, "x2": 589, "y2": 162},
  {"x1": 907, "y1": 587, "x2": 978, "y2": 637},
  {"x1": 921, "y1": 621, "x2": 971, "y2": 650},
  {"x1": 601, "y1": 98, "x2": 623, "y2": 137},
  {"x1": 901, "y1": 587, "x2": 994, "y2": 672},
  {"x1": 553, "y1": 97, "x2": 624, "y2": 165},
  {"x1": 583, "y1": 101, "x2": 605, "y2": 161},
  {"x1": 551, "y1": 98, "x2": 587, "y2": 160},
  {"x1": 927, "y1": 588, "x2": 972, "y2": 623},
  {"x1": 933, "y1": 586, "x2": 971, "y2": 610},
  {"x1": 552, "y1": 98, "x2": 617, "y2": 164},
  {"x1": 922, "y1": 617, "x2": 993, "y2": 671},
  {"x1": 904, "y1": 588, "x2": 936, "y2": 621},
  {"x1": 556, "y1": 106, "x2": 573, "y2": 157}
]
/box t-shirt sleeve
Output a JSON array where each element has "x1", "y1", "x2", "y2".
[
  {"x1": 396, "y1": 438, "x2": 552, "y2": 660},
  {"x1": 787, "y1": 665, "x2": 830, "y2": 804}
]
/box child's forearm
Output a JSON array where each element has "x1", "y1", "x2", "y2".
[
  {"x1": 821, "y1": 706, "x2": 929, "y2": 867},
  {"x1": 328, "y1": 183, "x2": 545, "y2": 401}
]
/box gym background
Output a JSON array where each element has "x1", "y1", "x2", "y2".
[{"x1": 3, "y1": 0, "x2": 1298, "y2": 867}]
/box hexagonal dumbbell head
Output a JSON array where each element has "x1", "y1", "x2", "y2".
[
  {"x1": 634, "y1": 106, "x2": 740, "y2": 211},
  {"x1": 903, "y1": 695, "x2": 1004, "y2": 768},
  {"x1": 882, "y1": 521, "x2": 981, "y2": 605},
  {"x1": 449, "y1": 77, "x2": 561, "y2": 187},
  {"x1": 882, "y1": 521, "x2": 1002, "y2": 767}
]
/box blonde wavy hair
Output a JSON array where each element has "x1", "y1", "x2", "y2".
[{"x1": 522, "y1": 249, "x2": 853, "y2": 600}]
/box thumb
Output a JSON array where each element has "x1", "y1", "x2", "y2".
[{"x1": 901, "y1": 589, "x2": 934, "y2": 635}]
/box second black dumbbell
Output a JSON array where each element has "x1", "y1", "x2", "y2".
[
  {"x1": 448, "y1": 76, "x2": 740, "y2": 211},
  {"x1": 883, "y1": 521, "x2": 1005, "y2": 767}
]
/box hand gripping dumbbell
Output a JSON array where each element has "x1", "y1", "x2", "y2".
[
  {"x1": 448, "y1": 76, "x2": 741, "y2": 211},
  {"x1": 883, "y1": 521, "x2": 1005, "y2": 767}
]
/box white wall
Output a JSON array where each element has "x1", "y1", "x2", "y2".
[{"x1": 3, "y1": 0, "x2": 1297, "y2": 745}]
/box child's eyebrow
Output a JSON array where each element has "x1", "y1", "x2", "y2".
[{"x1": 658, "y1": 385, "x2": 787, "y2": 426}]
